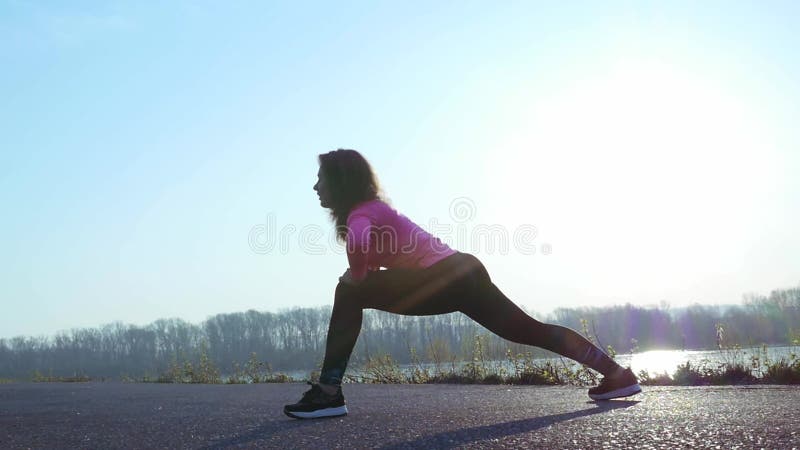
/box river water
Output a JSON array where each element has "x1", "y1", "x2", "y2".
[
  {"x1": 607, "y1": 345, "x2": 796, "y2": 378},
  {"x1": 283, "y1": 345, "x2": 798, "y2": 381}
]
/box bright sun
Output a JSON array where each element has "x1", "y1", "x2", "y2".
[{"x1": 492, "y1": 59, "x2": 777, "y2": 296}]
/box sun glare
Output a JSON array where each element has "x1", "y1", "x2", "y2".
[
  {"x1": 627, "y1": 349, "x2": 688, "y2": 379},
  {"x1": 492, "y1": 58, "x2": 777, "y2": 293}
]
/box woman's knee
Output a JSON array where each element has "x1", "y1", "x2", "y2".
[
  {"x1": 458, "y1": 253, "x2": 492, "y2": 291},
  {"x1": 334, "y1": 281, "x2": 363, "y2": 309}
]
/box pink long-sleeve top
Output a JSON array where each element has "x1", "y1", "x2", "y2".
[{"x1": 346, "y1": 199, "x2": 457, "y2": 282}]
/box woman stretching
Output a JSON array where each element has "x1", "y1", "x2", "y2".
[{"x1": 284, "y1": 149, "x2": 641, "y2": 419}]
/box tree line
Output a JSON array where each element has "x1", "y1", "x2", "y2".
[{"x1": 1, "y1": 284, "x2": 797, "y2": 379}]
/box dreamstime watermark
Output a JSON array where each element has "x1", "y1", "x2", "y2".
[{"x1": 248, "y1": 197, "x2": 552, "y2": 256}]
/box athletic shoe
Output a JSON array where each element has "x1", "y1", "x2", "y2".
[
  {"x1": 588, "y1": 367, "x2": 642, "y2": 400},
  {"x1": 284, "y1": 382, "x2": 348, "y2": 419}
]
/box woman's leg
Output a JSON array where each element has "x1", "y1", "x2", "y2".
[
  {"x1": 457, "y1": 255, "x2": 623, "y2": 377},
  {"x1": 319, "y1": 251, "x2": 624, "y2": 384},
  {"x1": 318, "y1": 282, "x2": 369, "y2": 385},
  {"x1": 319, "y1": 254, "x2": 476, "y2": 385}
]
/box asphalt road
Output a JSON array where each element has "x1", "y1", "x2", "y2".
[{"x1": 1, "y1": 382, "x2": 798, "y2": 449}]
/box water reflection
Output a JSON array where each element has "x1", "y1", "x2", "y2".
[
  {"x1": 628, "y1": 350, "x2": 688, "y2": 378},
  {"x1": 284, "y1": 345, "x2": 796, "y2": 382},
  {"x1": 614, "y1": 345, "x2": 795, "y2": 378}
]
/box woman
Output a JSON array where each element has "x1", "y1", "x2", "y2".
[{"x1": 284, "y1": 149, "x2": 640, "y2": 419}]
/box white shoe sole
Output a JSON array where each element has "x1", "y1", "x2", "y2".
[
  {"x1": 284, "y1": 405, "x2": 348, "y2": 419},
  {"x1": 589, "y1": 383, "x2": 642, "y2": 401}
]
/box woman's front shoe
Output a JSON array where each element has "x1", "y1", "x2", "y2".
[{"x1": 284, "y1": 382, "x2": 348, "y2": 419}]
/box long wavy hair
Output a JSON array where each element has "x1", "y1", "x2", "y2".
[{"x1": 318, "y1": 149, "x2": 387, "y2": 242}]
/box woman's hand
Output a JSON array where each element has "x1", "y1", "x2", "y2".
[{"x1": 339, "y1": 268, "x2": 360, "y2": 285}]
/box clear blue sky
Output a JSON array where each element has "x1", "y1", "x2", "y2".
[{"x1": 2, "y1": 1, "x2": 798, "y2": 338}]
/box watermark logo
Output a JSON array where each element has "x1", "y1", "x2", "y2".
[
  {"x1": 448, "y1": 196, "x2": 477, "y2": 223},
  {"x1": 248, "y1": 197, "x2": 551, "y2": 256}
]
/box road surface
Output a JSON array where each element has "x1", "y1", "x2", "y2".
[{"x1": 1, "y1": 382, "x2": 798, "y2": 448}]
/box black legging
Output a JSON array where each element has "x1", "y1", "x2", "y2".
[{"x1": 319, "y1": 251, "x2": 620, "y2": 385}]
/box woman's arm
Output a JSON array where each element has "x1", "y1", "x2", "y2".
[{"x1": 345, "y1": 214, "x2": 372, "y2": 283}]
